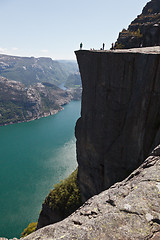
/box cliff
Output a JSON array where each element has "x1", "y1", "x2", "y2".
[
  {"x1": 116, "y1": 0, "x2": 160, "y2": 49},
  {"x1": 0, "y1": 76, "x2": 72, "y2": 125},
  {"x1": 15, "y1": 144, "x2": 160, "y2": 240},
  {"x1": 75, "y1": 47, "x2": 160, "y2": 202}
]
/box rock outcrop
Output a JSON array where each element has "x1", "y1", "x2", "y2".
[
  {"x1": 20, "y1": 144, "x2": 160, "y2": 240},
  {"x1": 0, "y1": 76, "x2": 73, "y2": 125},
  {"x1": 116, "y1": 0, "x2": 160, "y2": 49},
  {"x1": 75, "y1": 47, "x2": 160, "y2": 202}
]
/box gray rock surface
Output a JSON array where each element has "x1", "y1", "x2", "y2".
[
  {"x1": 75, "y1": 47, "x2": 160, "y2": 202},
  {"x1": 22, "y1": 144, "x2": 160, "y2": 239}
]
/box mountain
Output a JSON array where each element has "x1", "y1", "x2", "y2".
[
  {"x1": 115, "y1": 0, "x2": 160, "y2": 49},
  {"x1": 57, "y1": 60, "x2": 79, "y2": 77},
  {"x1": 64, "y1": 72, "x2": 82, "y2": 89},
  {"x1": 0, "y1": 54, "x2": 78, "y2": 86},
  {"x1": 0, "y1": 76, "x2": 72, "y2": 125}
]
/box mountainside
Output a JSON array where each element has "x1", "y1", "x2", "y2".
[
  {"x1": 0, "y1": 76, "x2": 72, "y2": 125},
  {"x1": 115, "y1": 0, "x2": 160, "y2": 49},
  {"x1": 64, "y1": 72, "x2": 82, "y2": 88},
  {"x1": 0, "y1": 54, "x2": 78, "y2": 86}
]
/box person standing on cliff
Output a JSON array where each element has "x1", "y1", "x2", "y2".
[
  {"x1": 103, "y1": 43, "x2": 105, "y2": 50},
  {"x1": 80, "y1": 42, "x2": 83, "y2": 50}
]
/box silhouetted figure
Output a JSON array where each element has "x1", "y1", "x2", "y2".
[
  {"x1": 103, "y1": 43, "x2": 105, "y2": 50},
  {"x1": 110, "y1": 43, "x2": 116, "y2": 50},
  {"x1": 80, "y1": 42, "x2": 83, "y2": 50}
]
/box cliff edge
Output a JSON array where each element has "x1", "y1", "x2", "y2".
[{"x1": 75, "y1": 47, "x2": 160, "y2": 202}]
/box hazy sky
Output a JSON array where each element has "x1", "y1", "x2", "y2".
[{"x1": 0, "y1": 0, "x2": 149, "y2": 60}]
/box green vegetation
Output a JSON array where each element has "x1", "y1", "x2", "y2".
[
  {"x1": 20, "y1": 222, "x2": 37, "y2": 238},
  {"x1": 20, "y1": 170, "x2": 82, "y2": 238},
  {"x1": 130, "y1": 28, "x2": 143, "y2": 38},
  {"x1": 115, "y1": 43, "x2": 125, "y2": 49},
  {"x1": 115, "y1": 28, "x2": 143, "y2": 49},
  {"x1": 45, "y1": 169, "x2": 82, "y2": 217},
  {"x1": 0, "y1": 101, "x2": 25, "y2": 125}
]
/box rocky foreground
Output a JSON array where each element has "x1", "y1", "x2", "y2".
[{"x1": 4, "y1": 144, "x2": 159, "y2": 240}]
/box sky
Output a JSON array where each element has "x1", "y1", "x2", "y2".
[{"x1": 0, "y1": 0, "x2": 149, "y2": 60}]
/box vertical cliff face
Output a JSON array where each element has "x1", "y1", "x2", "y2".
[{"x1": 75, "y1": 47, "x2": 160, "y2": 202}]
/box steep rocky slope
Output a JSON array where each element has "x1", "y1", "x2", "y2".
[
  {"x1": 12, "y1": 144, "x2": 160, "y2": 240},
  {"x1": 0, "y1": 54, "x2": 78, "y2": 86},
  {"x1": 116, "y1": 0, "x2": 160, "y2": 49},
  {"x1": 0, "y1": 76, "x2": 72, "y2": 125},
  {"x1": 75, "y1": 47, "x2": 160, "y2": 202}
]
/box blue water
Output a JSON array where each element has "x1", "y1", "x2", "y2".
[{"x1": 0, "y1": 100, "x2": 81, "y2": 238}]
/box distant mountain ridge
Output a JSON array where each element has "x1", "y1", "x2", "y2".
[{"x1": 0, "y1": 54, "x2": 78, "y2": 86}]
